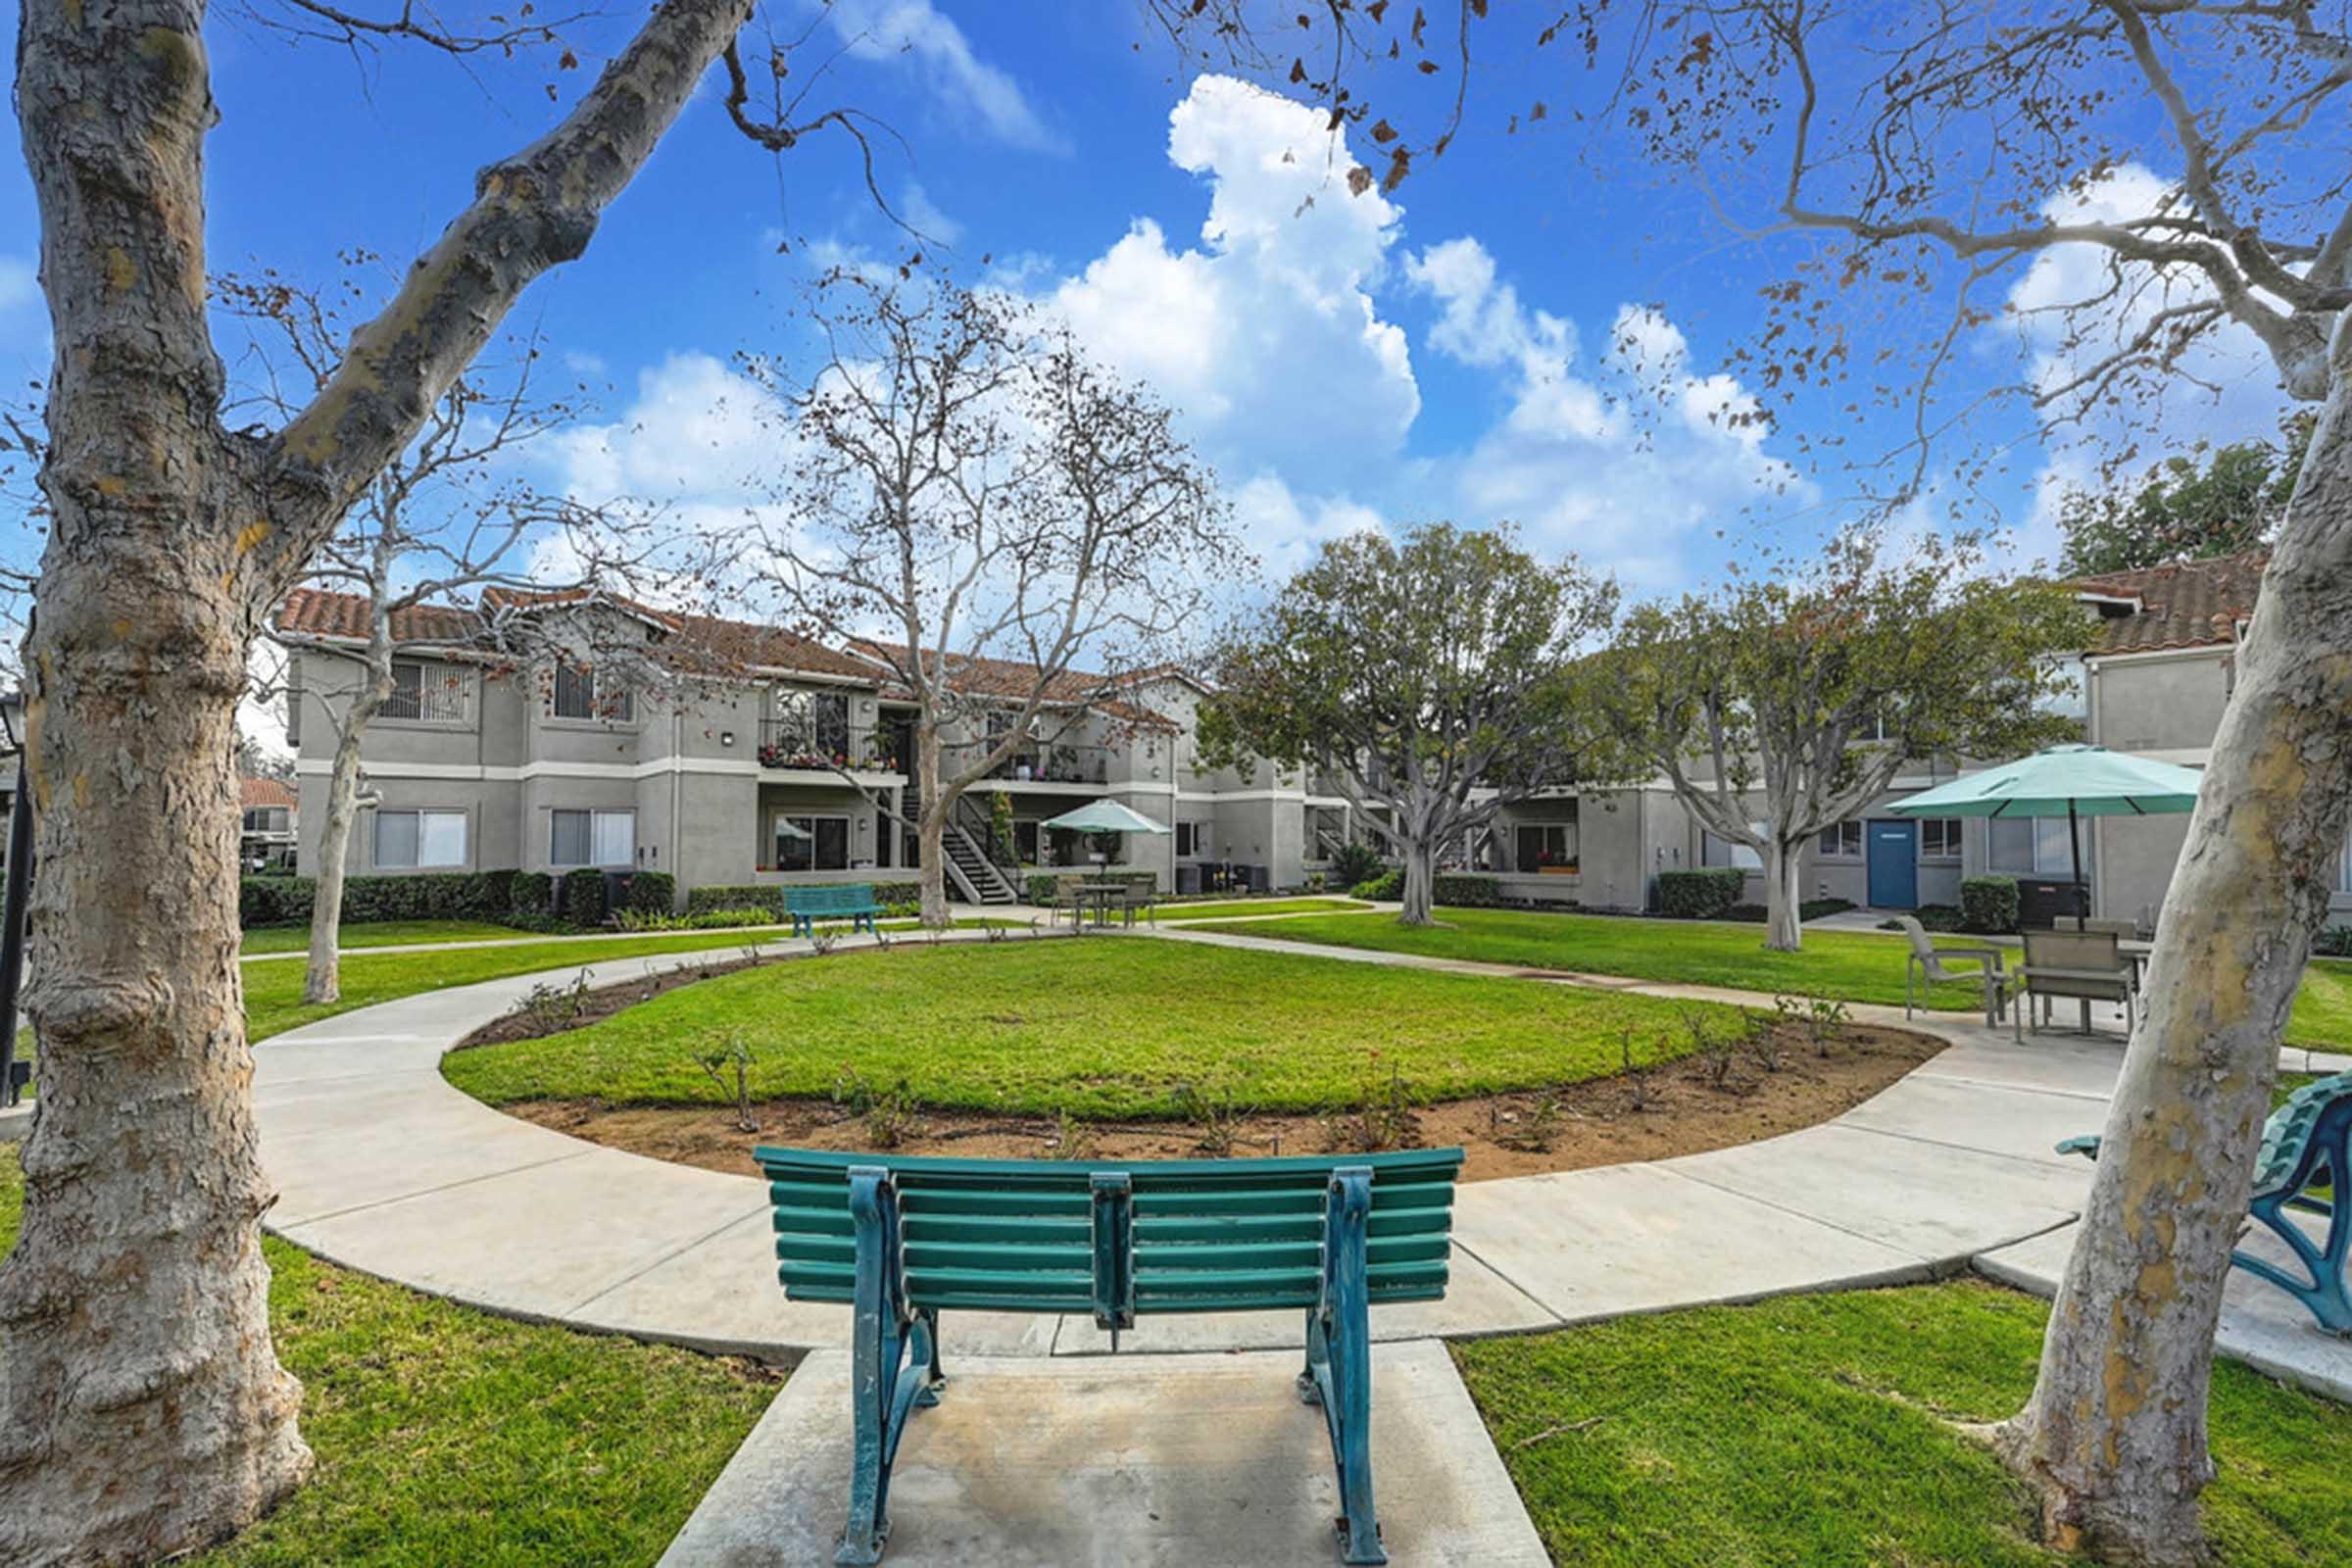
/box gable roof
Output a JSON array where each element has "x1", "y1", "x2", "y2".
[
  {"x1": 2069, "y1": 552, "x2": 2267, "y2": 657},
  {"x1": 273, "y1": 588, "x2": 875, "y2": 683},
  {"x1": 848, "y1": 641, "x2": 1179, "y2": 730},
  {"x1": 239, "y1": 775, "x2": 296, "y2": 810}
]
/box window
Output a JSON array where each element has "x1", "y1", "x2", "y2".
[
  {"x1": 1175, "y1": 821, "x2": 1198, "y2": 858},
  {"x1": 1988, "y1": 816, "x2": 2077, "y2": 875},
  {"x1": 242, "y1": 808, "x2": 288, "y2": 834},
  {"x1": 1817, "y1": 821, "x2": 1865, "y2": 859},
  {"x1": 1014, "y1": 820, "x2": 1041, "y2": 863},
  {"x1": 550, "y1": 808, "x2": 635, "y2": 867},
  {"x1": 1920, "y1": 818, "x2": 1963, "y2": 859},
  {"x1": 375, "y1": 808, "x2": 466, "y2": 868},
  {"x1": 776, "y1": 813, "x2": 851, "y2": 872},
  {"x1": 553, "y1": 664, "x2": 632, "y2": 722},
  {"x1": 773, "y1": 689, "x2": 850, "y2": 755},
  {"x1": 382, "y1": 660, "x2": 466, "y2": 722},
  {"x1": 1701, "y1": 825, "x2": 1767, "y2": 871},
  {"x1": 1514, "y1": 822, "x2": 1577, "y2": 872}
]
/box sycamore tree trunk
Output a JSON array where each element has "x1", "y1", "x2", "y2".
[
  {"x1": 305, "y1": 673, "x2": 387, "y2": 1004},
  {"x1": 1994, "y1": 324, "x2": 2352, "y2": 1564},
  {"x1": 1761, "y1": 836, "x2": 1804, "y2": 952},
  {"x1": 4, "y1": 0, "x2": 757, "y2": 1558},
  {"x1": 913, "y1": 726, "x2": 954, "y2": 929},
  {"x1": 1397, "y1": 836, "x2": 1438, "y2": 924}
]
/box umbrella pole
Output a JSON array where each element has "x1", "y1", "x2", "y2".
[{"x1": 2068, "y1": 799, "x2": 2086, "y2": 920}]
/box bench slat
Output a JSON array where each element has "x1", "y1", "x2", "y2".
[
  {"x1": 1135, "y1": 1205, "x2": 1454, "y2": 1246},
  {"x1": 1136, "y1": 1235, "x2": 1452, "y2": 1272}
]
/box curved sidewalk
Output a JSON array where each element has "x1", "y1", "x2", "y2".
[{"x1": 248, "y1": 924, "x2": 2344, "y2": 1396}]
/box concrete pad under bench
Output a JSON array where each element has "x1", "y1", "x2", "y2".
[
  {"x1": 1976, "y1": 1224, "x2": 2352, "y2": 1404},
  {"x1": 659, "y1": 1340, "x2": 1549, "y2": 1568}
]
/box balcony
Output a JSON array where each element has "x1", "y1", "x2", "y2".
[
  {"x1": 977, "y1": 742, "x2": 1113, "y2": 787},
  {"x1": 757, "y1": 719, "x2": 904, "y2": 784}
]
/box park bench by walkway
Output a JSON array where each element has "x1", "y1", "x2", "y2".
[
  {"x1": 2059, "y1": 1072, "x2": 2351, "y2": 1334},
  {"x1": 784, "y1": 884, "x2": 883, "y2": 940},
  {"x1": 756, "y1": 1144, "x2": 1466, "y2": 1565}
]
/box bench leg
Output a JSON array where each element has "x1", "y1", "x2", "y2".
[
  {"x1": 2231, "y1": 1105, "x2": 2352, "y2": 1336},
  {"x1": 837, "y1": 1170, "x2": 946, "y2": 1566},
  {"x1": 1301, "y1": 1167, "x2": 1386, "y2": 1566}
]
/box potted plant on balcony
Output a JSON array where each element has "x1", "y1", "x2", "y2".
[{"x1": 1537, "y1": 848, "x2": 1577, "y2": 875}]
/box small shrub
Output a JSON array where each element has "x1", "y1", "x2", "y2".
[
  {"x1": 239, "y1": 875, "x2": 315, "y2": 928},
  {"x1": 1349, "y1": 868, "x2": 1405, "y2": 902},
  {"x1": 1682, "y1": 1005, "x2": 1739, "y2": 1090},
  {"x1": 1725, "y1": 896, "x2": 1856, "y2": 925},
  {"x1": 1494, "y1": 1091, "x2": 1564, "y2": 1153},
  {"x1": 1173, "y1": 1077, "x2": 1250, "y2": 1157},
  {"x1": 1323, "y1": 1055, "x2": 1416, "y2": 1152},
  {"x1": 1805, "y1": 997, "x2": 1851, "y2": 1055},
  {"x1": 1619, "y1": 1028, "x2": 1657, "y2": 1113},
  {"x1": 561, "y1": 867, "x2": 610, "y2": 927},
  {"x1": 1658, "y1": 867, "x2": 1745, "y2": 920},
  {"x1": 1890, "y1": 903, "x2": 1967, "y2": 933},
  {"x1": 688, "y1": 1031, "x2": 760, "y2": 1134},
  {"x1": 832, "y1": 1067, "x2": 920, "y2": 1149},
  {"x1": 510, "y1": 871, "x2": 554, "y2": 921},
  {"x1": 2317, "y1": 925, "x2": 2352, "y2": 958},
  {"x1": 1048, "y1": 1110, "x2": 1101, "y2": 1161},
  {"x1": 1961, "y1": 875, "x2": 2020, "y2": 935},
  {"x1": 1743, "y1": 1013, "x2": 1786, "y2": 1074},
  {"x1": 1328, "y1": 841, "x2": 1385, "y2": 889},
  {"x1": 514, "y1": 968, "x2": 594, "y2": 1030}
]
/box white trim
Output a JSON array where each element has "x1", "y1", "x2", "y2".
[
  {"x1": 296, "y1": 756, "x2": 767, "y2": 783},
  {"x1": 1174, "y1": 788, "x2": 1307, "y2": 804},
  {"x1": 2082, "y1": 644, "x2": 2231, "y2": 668}
]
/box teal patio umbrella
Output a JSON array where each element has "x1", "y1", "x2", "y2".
[
  {"x1": 1038, "y1": 800, "x2": 1172, "y2": 836},
  {"x1": 1889, "y1": 744, "x2": 2204, "y2": 917}
]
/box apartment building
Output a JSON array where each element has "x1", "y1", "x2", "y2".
[{"x1": 272, "y1": 589, "x2": 1363, "y2": 906}]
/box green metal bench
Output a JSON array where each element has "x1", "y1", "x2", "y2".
[
  {"x1": 2058, "y1": 1071, "x2": 2349, "y2": 1335},
  {"x1": 755, "y1": 1145, "x2": 1467, "y2": 1565},
  {"x1": 783, "y1": 883, "x2": 882, "y2": 940}
]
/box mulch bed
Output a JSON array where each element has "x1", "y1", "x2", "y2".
[{"x1": 456, "y1": 958, "x2": 1947, "y2": 1183}]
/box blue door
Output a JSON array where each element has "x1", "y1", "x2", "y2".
[{"x1": 1867, "y1": 820, "x2": 1918, "y2": 908}]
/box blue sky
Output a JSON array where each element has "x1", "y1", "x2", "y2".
[{"x1": 0, "y1": 0, "x2": 2294, "y2": 611}]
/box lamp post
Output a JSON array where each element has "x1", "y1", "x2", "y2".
[{"x1": 0, "y1": 689, "x2": 29, "y2": 1107}]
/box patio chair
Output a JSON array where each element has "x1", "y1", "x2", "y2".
[
  {"x1": 1893, "y1": 916, "x2": 2011, "y2": 1026},
  {"x1": 1046, "y1": 874, "x2": 1085, "y2": 929},
  {"x1": 2016, "y1": 928, "x2": 2138, "y2": 1041},
  {"x1": 1118, "y1": 882, "x2": 1158, "y2": 928}
]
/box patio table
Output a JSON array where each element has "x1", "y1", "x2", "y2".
[
  {"x1": 1075, "y1": 880, "x2": 1127, "y2": 930},
  {"x1": 2020, "y1": 963, "x2": 2140, "y2": 1036}
]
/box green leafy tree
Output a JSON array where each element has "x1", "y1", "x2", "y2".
[
  {"x1": 1593, "y1": 533, "x2": 2087, "y2": 952},
  {"x1": 2058, "y1": 417, "x2": 2312, "y2": 576},
  {"x1": 1199, "y1": 524, "x2": 1620, "y2": 926}
]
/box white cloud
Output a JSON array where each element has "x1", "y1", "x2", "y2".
[
  {"x1": 900, "y1": 181, "x2": 964, "y2": 246},
  {"x1": 1049, "y1": 76, "x2": 1419, "y2": 497},
  {"x1": 822, "y1": 0, "x2": 1064, "y2": 154}
]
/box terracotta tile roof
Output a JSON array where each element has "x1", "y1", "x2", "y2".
[
  {"x1": 852, "y1": 641, "x2": 1180, "y2": 730},
  {"x1": 2069, "y1": 552, "x2": 2267, "y2": 657},
  {"x1": 274, "y1": 588, "x2": 873, "y2": 682},
  {"x1": 274, "y1": 587, "x2": 481, "y2": 645},
  {"x1": 239, "y1": 775, "x2": 296, "y2": 810}
]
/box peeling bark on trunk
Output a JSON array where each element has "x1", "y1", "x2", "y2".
[
  {"x1": 4, "y1": 0, "x2": 759, "y2": 1555},
  {"x1": 914, "y1": 728, "x2": 953, "y2": 929},
  {"x1": 1762, "y1": 838, "x2": 1804, "y2": 952},
  {"x1": 304, "y1": 722, "x2": 370, "y2": 1004},
  {"x1": 1995, "y1": 326, "x2": 2352, "y2": 1563}
]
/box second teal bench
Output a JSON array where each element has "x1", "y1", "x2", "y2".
[{"x1": 783, "y1": 883, "x2": 882, "y2": 940}]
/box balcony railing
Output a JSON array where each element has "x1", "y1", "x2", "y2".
[
  {"x1": 976, "y1": 742, "x2": 1112, "y2": 784},
  {"x1": 757, "y1": 719, "x2": 900, "y2": 773}
]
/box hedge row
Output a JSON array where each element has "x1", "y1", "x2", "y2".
[
  {"x1": 240, "y1": 869, "x2": 526, "y2": 929},
  {"x1": 1657, "y1": 866, "x2": 1746, "y2": 919},
  {"x1": 1960, "y1": 875, "x2": 2020, "y2": 935},
  {"x1": 684, "y1": 880, "x2": 923, "y2": 917}
]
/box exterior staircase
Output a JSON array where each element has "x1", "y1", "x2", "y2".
[{"x1": 907, "y1": 777, "x2": 1016, "y2": 906}]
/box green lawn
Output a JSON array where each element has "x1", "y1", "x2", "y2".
[
  {"x1": 1198, "y1": 907, "x2": 2352, "y2": 1049},
  {"x1": 443, "y1": 938, "x2": 1747, "y2": 1118},
  {"x1": 1455, "y1": 1279, "x2": 2351, "y2": 1568},
  {"x1": 240, "y1": 920, "x2": 532, "y2": 956},
  {"x1": 242, "y1": 928, "x2": 838, "y2": 1043},
  {"x1": 1154, "y1": 897, "x2": 1374, "y2": 922},
  {"x1": 0, "y1": 1148, "x2": 772, "y2": 1567}
]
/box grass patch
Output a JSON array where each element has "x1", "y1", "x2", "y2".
[
  {"x1": 0, "y1": 1147, "x2": 773, "y2": 1567},
  {"x1": 1454, "y1": 1279, "x2": 2352, "y2": 1568},
  {"x1": 1203, "y1": 907, "x2": 2352, "y2": 1048},
  {"x1": 1154, "y1": 897, "x2": 1373, "y2": 921},
  {"x1": 443, "y1": 939, "x2": 1748, "y2": 1119},
  {"x1": 243, "y1": 928, "x2": 845, "y2": 1044},
  {"x1": 240, "y1": 920, "x2": 530, "y2": 956}
]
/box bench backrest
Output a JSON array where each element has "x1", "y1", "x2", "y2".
[
  {"x1": 756, "y1": 1146, "x2": 1465, "y2": 1320},
  {"x1": 2255, "y1": 1072, "x2": 2352, "y2": 1195},
  {"x1": 784, "y1": 883, "x2": 875, "y2": 914}
]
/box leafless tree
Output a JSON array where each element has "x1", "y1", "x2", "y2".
[
  {"x1": 742, "y1": 270, "x2": 1242, "y2": 927},
  {"x1": 1, "y1": 1, "x2": 919, "y2": 1557},
  {"x1": 1152, "y1": 3, "x2": 2352, "y2": 1559}
]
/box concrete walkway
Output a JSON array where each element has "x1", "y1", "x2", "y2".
[{"x1": 242, "y1": 920, "x2": 2349, "y2": 1560}]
